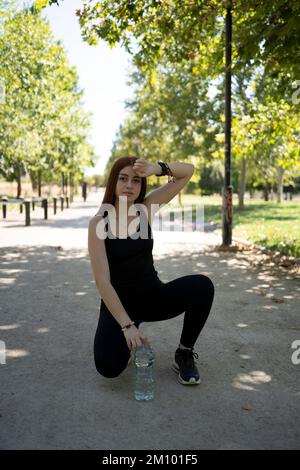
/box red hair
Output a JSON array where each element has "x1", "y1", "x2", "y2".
[{"x1": 102, "y1": 156, "x2": 147, "y2": 206}]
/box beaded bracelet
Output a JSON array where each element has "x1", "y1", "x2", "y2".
[
  {"x1": 155, "y1": 161, "x2": 176, "y2": 184},
  {"x1": 121, "y1": 321, "x2": 135, "y2": 332}
]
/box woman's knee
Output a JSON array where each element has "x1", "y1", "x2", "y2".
[
  {"x1": 204, "y1": 275, "x2": 215, "y2": 295},
  {"x1": 195, "y1": 274, "x2": 215, "y2": 298},
  {"x1": 94, "y1": 361, "x2": 127, "y2": 378},
  {"x1": 94, "y1": 350, "x2": 129, "y2": 378}
]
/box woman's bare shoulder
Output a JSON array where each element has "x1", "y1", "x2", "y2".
[
  {"x1": 88, "y1": 214, "x2": 107, "y2": 236},
  {"x1": 90, "y1": 213, "x2": 105, "y2": 223},
  {"x1": 88, "y1": 215, "x2": 108, "y2": 252}
]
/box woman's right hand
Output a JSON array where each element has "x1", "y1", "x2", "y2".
[{"x1": 123, "y1": 324, "x2": 149, "y2": 351}]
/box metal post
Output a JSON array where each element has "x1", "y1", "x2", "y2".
[
  {"x1": 2, "y1": 197, "x2": 8, "y2": 219},
  {"x1": 42, "y1": 198, "x2": 48, "y2": 220},
  {"x1": 60, "y1": 196, "x2": 64, "y2": 211},
  {"x1": 82, "y1": 182, "x2": 87, "y2": 202},
  {"x1": 25, "y1": 200, "x2": 30, "y2": 226},
  {"x1": 53, "y1": 197, "x2": 57, "y2": 215}
]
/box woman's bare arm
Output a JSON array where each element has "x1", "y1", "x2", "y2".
[
  {"x1": 135, "y1": 160, "x2": 194, "y2": 211},
  {"x1": 88, "y1": 216, "x2": 132, "y2": 328}
]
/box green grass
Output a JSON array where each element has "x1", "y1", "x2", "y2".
[
  {"x1": 167, "y1": 195, "x2": 300, "y2": 258},
  {"x1": 2, "y1": 192, "x2": 299, "y2": 258}
]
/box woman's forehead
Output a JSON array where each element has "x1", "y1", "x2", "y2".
[{"x1": 119, "y1": 166, "x2": 139, "y2": 177}]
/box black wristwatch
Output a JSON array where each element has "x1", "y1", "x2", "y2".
[{"x1": 155, "y1": 161, "x2": 168, "y2": 176}]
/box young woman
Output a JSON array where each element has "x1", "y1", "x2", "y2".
[{"x1": 88, "y1": 156, "x2": 215, "y2": 385}]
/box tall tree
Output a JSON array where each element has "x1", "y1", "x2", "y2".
[
  {"x1": 0, "y1": 3, "x2": 97, "y2": 196},
  {"x1": 41, "y1": 0, "x2": 299, "y2": 230}
]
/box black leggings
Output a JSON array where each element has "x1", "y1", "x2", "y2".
[{"x1": 93, "y1": 274, "x2": 215, "y2": 378}]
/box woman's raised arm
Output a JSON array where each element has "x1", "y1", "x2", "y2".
[{"x1": 134, "y1": 159, "x2": 194, "y2": 209}]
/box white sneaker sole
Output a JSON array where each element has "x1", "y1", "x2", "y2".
[{"x1": 172, "y1": 361, "x2": 201, "y2": 385}]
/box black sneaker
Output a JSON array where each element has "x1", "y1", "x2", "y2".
[{"x1": 172, "y1": 347, "x2": 201, "y2": 385}]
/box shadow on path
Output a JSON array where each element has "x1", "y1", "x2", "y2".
[{"x1": 0, "y1": 243, "x2": 299, "y2": 450}]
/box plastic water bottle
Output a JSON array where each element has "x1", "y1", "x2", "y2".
[{"x1": 134, "y1": 343, "x2": 155, "y2": 401}]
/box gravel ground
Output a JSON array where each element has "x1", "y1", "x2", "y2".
[{"x1": 0, "y1": 192, "x2": 299, "y2": 450}]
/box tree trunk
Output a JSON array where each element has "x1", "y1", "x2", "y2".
[
  {"x1": 38, "y1": 169, "x2": 42, "y2": 197},
  {"x1": 70, "y1": 173, "x2": 74, "y2": 202},
  {"x1": 30, "y1": 171, "x2": 38, "y2": 192},
  {"x1": 249, "y1": 188, "x2": 254, "y2": 199},
  {"x1": 263, "y1": 182, "x2": 270, "y2": 201},
  {"x1": 61, "y1": 172, "x2": 65, "y2": 195},
  {"x1": 238, "y1": 157, "x2": 246, "y2": 209},
  {"x1": 276, "y1": 166, "x2": 284, "y2": 203},
  {"x1": 17, "y1": 164, "x2": 22, "y2": 198},
  {"x1": 178, "y1": 190, "x2": 182, "y2": 206}
]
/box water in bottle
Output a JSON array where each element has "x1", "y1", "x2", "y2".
[{"x1": 134, "y1": 343, "x2": 155, "y2": 401}]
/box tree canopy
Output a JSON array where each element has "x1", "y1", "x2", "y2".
[
  {"x1": 0, "y1": 2, "x2": 97, "y2": 192},
  {"x1": 42, "y1": 0, "x2": 300, "y2": 96}
]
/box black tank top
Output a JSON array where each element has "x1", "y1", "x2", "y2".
[{"x1": 102, "y1": 208, "x2": 162, "y2": 298}]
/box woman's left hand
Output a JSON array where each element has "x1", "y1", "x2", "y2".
[{"x1": 133, "y1": 158, "x2": 156, "y2": 178}]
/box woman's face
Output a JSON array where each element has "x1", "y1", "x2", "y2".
[{"x1": 115, "y1": 165, "x2": 142, "y2": 203}]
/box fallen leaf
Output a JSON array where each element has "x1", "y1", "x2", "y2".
[
  {"x1": 242, "y1": 404, "x2": 252, "y2": 411},
  {"x1": 272, "y1": 297, "x2": 284, "y2": 303}
]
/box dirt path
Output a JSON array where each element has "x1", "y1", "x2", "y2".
[{"x1": 0, "y1": 195, "x2": 299, "y2": 450}]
